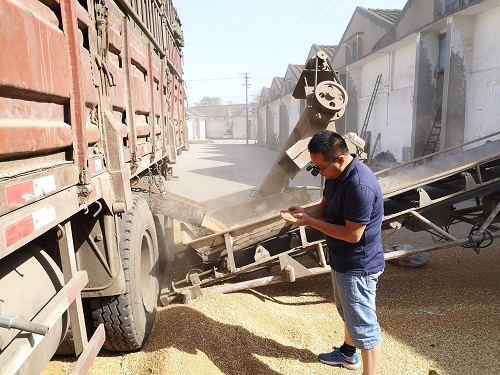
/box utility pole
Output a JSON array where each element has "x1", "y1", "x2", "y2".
[{"x1": 241, "y1": 73, "x2": 251, "y2": 145}]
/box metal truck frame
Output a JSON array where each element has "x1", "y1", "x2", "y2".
[{"x1": 0, "y1": 0, "x2": 188, "y2": 373}]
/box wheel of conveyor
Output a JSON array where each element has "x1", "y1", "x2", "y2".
[{"x1": 314, "y1": 80, "x2": 348, "y2": 119}]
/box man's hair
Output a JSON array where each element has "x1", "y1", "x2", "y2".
[{"x1": 308, "y1": 130, "x2": 349, "y2": 161}]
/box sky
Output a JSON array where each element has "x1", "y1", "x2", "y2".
[{"x1": 176, "y1": 0, "x2": 409, "y2": 106}]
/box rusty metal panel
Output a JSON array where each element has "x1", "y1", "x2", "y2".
[
  {"x1": 128, "y1": 27, "x2": 151, "y2": 115},
  {"x1": 0, "y1": 119, "x2": 72, "y2": 159},
  {"x1": 108, "y1": 9, "x2": 124, "y2": 51},
  {"x1": 0, "y1": 1, "x2": 74, "y2": 162},
  {"x1": 86, "y1": 123, "x2": 100, "y2": 145},
  {"x1": 108, "y1": 5, "x2": 126, "y2": 111},
  {"x1": 0, "y1": 187, "x2": 80, "y2": 258},
  {"x1": 0, "y1": 0, "x2": 70, "y2": 99},
  {"x1": 0, "y1": 174, "x2": 104, "y2": 259},
  {"x1": 0, "y1": 164, "x2": 78, "y2": 217},
  {"x1": 152, "y1": 53, "x2": 162, "y2": 116},
  {"x1": 80, "y1": 46, "x2": 98, "y2": 107},
  {"x1": 109, "y1": 50, "x2": 127, "y2": 110}
]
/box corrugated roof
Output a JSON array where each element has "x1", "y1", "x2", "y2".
[
  {"x1": 366, "y1": 8, "x2": 401, "y2": 25},
  {"x1": 307, "y1": 44, "x2": 337, "y2": 63},
  {"x1": 186, "y1": 107, "x2": 205, "y2": 117},
  {"x1": 316, "y1": 44, "x2": 337, "y2": 58},
  {"x1": 288, "y1": 64, "x2": 304, "y2": 80},
  {"x1": 272, "y1": 77, "x2": 284, "y2": 90},
  {"x1": 259, "y1": 87, "x2": 271, "y2": 105}
]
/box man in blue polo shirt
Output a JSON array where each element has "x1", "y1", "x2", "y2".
[{"x1": 282, "y1": 130, "x2": 385, "y2": 375}]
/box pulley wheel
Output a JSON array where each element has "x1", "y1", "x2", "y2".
[{"x1": 314, "y1": 80, "x2": 348, "y2": 116}]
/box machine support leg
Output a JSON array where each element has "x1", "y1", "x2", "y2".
[
  {"x1": 224, "y1": 232, "x2": 237, "y2": 273},
  {"x1": 478, "y1": 201, "x2": 500, "y2": 235},
  {"x1": 410, "y1": 211, "x2": 457, "y2": 241},
  {"x1": 316, "y1": 242, "x2": 328, "y2": 267}
]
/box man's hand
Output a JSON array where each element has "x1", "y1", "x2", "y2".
[
  {"x1": 280, "y1": 209, "x2": 297, "y2": 222},
  {"x1": 280, "y1": 206, "x2": 309, "y2": 226}
]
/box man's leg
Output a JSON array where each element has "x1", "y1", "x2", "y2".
[
  {"x1": 344, "y1": 322, "x2": 354, "y2": 346},
  {"x1": 360, "y1": 344, "x2": 381, "y2": 375}
]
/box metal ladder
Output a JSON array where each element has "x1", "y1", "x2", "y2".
[
  {"x1": 360, "y1": 74, "x2": 382, "y2": 140},
  {"x1": 422, "y1": 100, "x2": 443, "y2": 156}
]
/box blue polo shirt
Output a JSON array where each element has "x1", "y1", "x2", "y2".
[{"x1": 323, "y1": 155, "x2": 385, "y2": 275}]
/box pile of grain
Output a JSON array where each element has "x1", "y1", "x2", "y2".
[{"x1": 44, "y1": 227, "x2": 500, "y2": 375}]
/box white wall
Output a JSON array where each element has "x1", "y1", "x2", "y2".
[
  {"x1": 358, "y1": 55, "x2": 391, "y2": 157},
  {"x1": 283, "y1": 94, "x2": 301, "y2": 139},
  {"x1": 388, "y1": 43, "x2": 416, "y2": 160},
  {"x1": 209, "y1": 120, "x2": 230, "y2": 138},
  {"x1": 269, "y1": 100, "x2": 280, "y2": 140},
  {"x1": 356, "y1": 43, "x2": 416, "y2": 162},
  {"x1": 233, "y1": 116, "x2": 247, "y2": 139},
  {"x1": 465, "y1": 6, "x2": 500, "y2": 145},
  {"x1": 186, "y1": 117, "x2": 206, "y2": 140}
]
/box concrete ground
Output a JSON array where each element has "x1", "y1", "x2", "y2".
[{"x1": 167, "y1": 139, "x2": 322, "y2": 210}]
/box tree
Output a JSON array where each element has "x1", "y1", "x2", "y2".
[{"x1": 194, "y1": 96, "x2": 223, "y2": 107}]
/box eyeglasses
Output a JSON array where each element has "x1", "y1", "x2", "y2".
[{"x1": 306, "y1": 161, "x2": 332, "y2": 176}]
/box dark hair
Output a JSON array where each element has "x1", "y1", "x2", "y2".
[{"x1": 308, "y1": 130, "x2": 349, "y2": 161}]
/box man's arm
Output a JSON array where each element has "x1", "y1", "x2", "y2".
[
  {"x1": 307, "y1": 218, "x2": 366, "y2": 243},
  {"x1": 284, "y1": 196, "x2": 367, "y2": 243}
]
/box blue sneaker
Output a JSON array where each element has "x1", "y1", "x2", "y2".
[{"x1": 318, "y1": 347, "x2": 361, "y2": 370}]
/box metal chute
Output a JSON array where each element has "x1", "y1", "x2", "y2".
[{"x1": 258, "y1": 51, "x2": 348, "y2": 197}]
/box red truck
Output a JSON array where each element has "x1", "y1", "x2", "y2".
[{"x1": 0, "y1": 0, "x2": 188, "y2": 373}]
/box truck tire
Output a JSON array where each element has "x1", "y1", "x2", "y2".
[
  {"x1": 54, "y1": 324, "x2": 75, "y2": 355},
  {"x1": 90, "y1": 196, "x2": 160, "y2": 352}
]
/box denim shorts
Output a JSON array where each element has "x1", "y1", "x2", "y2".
[{"x1": 331, "y1": 269, "x2": 383, "y2": 350}]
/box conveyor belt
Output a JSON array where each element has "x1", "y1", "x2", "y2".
[
  {"x1": 173, "y1": 139, "x2": 500, "y2": 299},
  {"x1": 378, "y1": 139, "x2": 500, "y2": 198},
  {"x1": 378, "y1": 139, "x2": 500, "y2": 224}
]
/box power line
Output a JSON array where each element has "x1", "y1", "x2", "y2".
[
  {"x1": 186, "y1": 76, "x2": 271, "y2": 82},
  {"x1": 254, "y1": 1, "x2": 332, "y2": 76},
  {"x1": 185, "y1": 77, "x2": 242, "y2": 82},
  {"x1": 253, "y1": 0, "x2": 328, "y2": 71},
  {"x1": 252, "y1": 0, "x2": 331, "y2": 76},
  {"x1": 251, "y1": 0, "x2": 303, "y2": 68},
  {"x1": 253, "y1": 0, "x2": 343, "y2": 78}
]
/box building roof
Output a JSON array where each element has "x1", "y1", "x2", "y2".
[
  {"x1": 187, "y1": 104, "x2": 247, "y2": 118},
  {"x1": 307, "y1": 44, "x2": 337, "y2": 63},
  {"x1": 316, "y1": 44, "x2": 337, "y2": 58},
  {"x1": 186, "y1": 107, "x2": 205, "y2": 118},
  {"x1": 269, "y1": 77, "x2": 284, "y2": 100},
  {"x1": 366, "y1": 8, "x2": 402, "y2": 25},
  {"x1": 272, "y1": 77, "x2": 284, "y2": 90},
  {"x1": 372, "y1": 0, "x2": 485, "y2": 51},
  {"x1": 330, "y1": 6, "x2": 404, "y2": 67},
  {"x1": 287, "y1": 64, "x2": 304, "y2": 81},
  {"x1": 259, "y1": 87, "x2": 271, "y2": 106}
]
